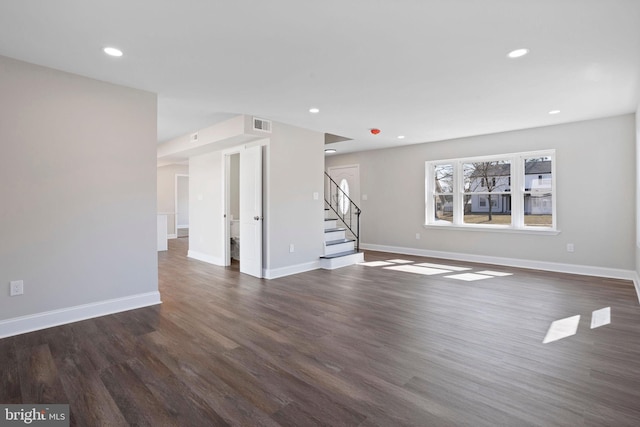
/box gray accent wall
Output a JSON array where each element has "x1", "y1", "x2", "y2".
[
  {"x1": 327, "y1": 114, "x2": 636, "y2": 271},
  {"x1": 0, "y1": 55, "x2": 158, "y2": 321}
]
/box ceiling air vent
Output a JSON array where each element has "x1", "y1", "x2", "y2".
[{"x1": 253, "y1": 117, "x2": 272, "y2": 133}]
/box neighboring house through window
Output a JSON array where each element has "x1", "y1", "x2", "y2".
[{"x1": 426, "y1": 150, "x2": 555, "y2": 230}]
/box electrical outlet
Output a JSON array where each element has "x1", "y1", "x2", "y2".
[
  {"x1": 289, "y1": 244, "x2": 295, "y2": 253},
  {"x1": 416, "y1": 233, "x2": 421, "y2": 240},
  {"x1": 567, "y1": 243, "x2": 575, "y2": 253},
  {"x1": 10, "y1": 280, "x2": 24, "y2": 296}
]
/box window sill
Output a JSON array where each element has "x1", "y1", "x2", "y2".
[{"x1": 423, "y1": 223, "x2": 561, "y2": 235}]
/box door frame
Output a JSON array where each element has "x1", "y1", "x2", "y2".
[
  {"x1": 174, "y1": 173, "x2": 189, "y2": 238},
  {"x1": 223, "y1": 148, "x2": 241, "y2": 267},
  {"x1": 222, "y1": 140, "x2": 268, "y2": 273}
]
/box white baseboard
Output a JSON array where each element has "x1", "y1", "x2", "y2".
[
  {"x1": 0, "y1": 291, "x2": 162, "y2": 339},
  {"x1": 187, "y1": 250, "x2": 225, "y2": 266},
  {"x1": 360, "y1": 243, "x2": 638, "y2": 283},
  {"x1": 168, "y1": 233, "x2": 178, "y2": 239},
  {"x1": 264, "y1": 260, "x2": 321, "y2": 279},
  {"x1": 633, "y1": 273, "x2": 640, "y2": 304}
]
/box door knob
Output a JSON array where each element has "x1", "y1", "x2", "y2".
[{"x1": 254, "y1": 216, "x2": 260, "y2": 220}]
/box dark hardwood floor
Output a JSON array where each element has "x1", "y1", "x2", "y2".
[{"x1": 2, "y1": 238, "x2": 640, "y2": 426}]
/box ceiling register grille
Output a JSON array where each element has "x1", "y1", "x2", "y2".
[{"x1": 253, "y1": 117, "x2": 272, "y2": 133}]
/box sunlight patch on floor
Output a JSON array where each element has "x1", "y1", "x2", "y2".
[
  {"x1": 358, "y1": 261, "x2": 396, "y2": 267},
  {"x1": 416, "y1": 262, "x2": 471, "y2": 271},
  {"x1": 476, "y1": 270, "x2": 513, "y2": 277},
  {"x1": 444, "y1": 273, "x2": 493, "y2": 281},
  {"x1": 358, "y1": 257, "x2": 515, "y2": 282},
  {"x1": 543, "y1": 315, "x2": 581, "y2": 344},
  {"x1": 384, "y1": 265, "x2": 452, "y2": 275},
  {"x1": 591, "y1": 307, "x2": 611, "y2": 329}
]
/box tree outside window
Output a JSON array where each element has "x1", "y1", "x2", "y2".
[{"x1": 463, "y1": 160, "x2": 511, "y2": 224}]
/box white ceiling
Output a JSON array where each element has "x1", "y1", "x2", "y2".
[{"x1": 1, "y1": 0, "x2": 639, "y2": 155}]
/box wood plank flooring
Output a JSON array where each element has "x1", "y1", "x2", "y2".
[{"x1": 2, "y1": 238, "x2": 640, "y2": 426}]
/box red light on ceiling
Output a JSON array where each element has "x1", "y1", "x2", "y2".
[{"x1": 370, "y1": 128, "x2": 381, "y2": 135}]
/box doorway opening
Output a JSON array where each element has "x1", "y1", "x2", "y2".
[
  {"x1": 228, "y1": 153, "x2": 240, "y2": 266},
  {"x1": 224, "y1": 144, "x2": 264, "y2": 278},
  {"x1": 175, "y1": 174, "x2": 189, "y2": 238}
]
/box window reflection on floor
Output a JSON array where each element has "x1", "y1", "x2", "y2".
[
  {"x1": 358, "y1": 258, "x2": 513, "y2": 282},
  {"x1": 356, "y1": 257, "x2": 612, "y2": 345}
]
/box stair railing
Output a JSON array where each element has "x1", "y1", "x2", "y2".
[{"x1": 324, "y1": 172, "x2": 361, "y2": 251}]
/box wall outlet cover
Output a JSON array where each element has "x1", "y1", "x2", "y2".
[{"x1": 10, "y1": 280, "x2": 24, "y2": 296}]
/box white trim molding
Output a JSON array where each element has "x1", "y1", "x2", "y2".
[
  {"x1": 361, "y1": 243, "x2": 638, "y2": 285},
  {"x1": 633, "y1": 272, "x2": 640, "y2": 304},
  {"x1": 187, "y1": 250, "x2": 225, "y2": 266},
  {"x1": 263, "y1": 260, "x2": 321, "y2": 280},
  {"x1": 0, "y1": 291, "x2": 162, "y2": 339}
]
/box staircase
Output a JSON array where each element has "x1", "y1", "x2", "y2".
[{"x1": 320, "y1": 173, "x2": 364, "y2": 269}]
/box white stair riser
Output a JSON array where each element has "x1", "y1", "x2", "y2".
[
  {"x1": 320, "y1": 251, "x2": 365, "y2": 270},
  {"x1": 324, "y1": 230, "x2": 346, "y2": 241},
  {"x1": 325, "y1": 241, "x2": 355, "y2": 255},
  {"x1": 324, "y1": 220, "x2": 337, "y2": 229}
]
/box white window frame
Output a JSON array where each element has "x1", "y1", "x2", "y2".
[{"x1": 425, "y1": 150, "x2": 558, "y2": 234}]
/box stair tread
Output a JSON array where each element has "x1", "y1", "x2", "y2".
[
  {"x1": 324, "y1": 227, "x2": 346, "y2": 233},
  {"x1": 320, "y1": 250, "x2": 361, "y2": 259},
  {"x1": 325, "y1": 238, "x2": 355, "y2": 246}
]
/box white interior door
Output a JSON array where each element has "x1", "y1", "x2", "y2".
[{"x1": 240, "y1": 145, "x2": 263, "y2": 278}]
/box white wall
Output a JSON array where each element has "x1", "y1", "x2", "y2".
[
  {"x1": 327, "y1": 115, "x2": 636, "y2": 273},
  {"x1": 265, "y1": 122, "x2": 325, "y2": 273},
  {"x1": 188, "y1": 151, "x2": 225, "y2": 264},
  {"x1": 0, "y1": 56, "x2": 159, "y2": 334},
  {"x1": 157, "y1": 164, "x2": 189, "y2": 236}
]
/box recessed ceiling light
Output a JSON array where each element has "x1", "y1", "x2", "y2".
[
  {"x1": 324, "y1": 148, "x2": 337, "y2": 154},
  {"x1": 103, "y1": 47, "x2": 123, "y2": 57},
  {"x1": 397, "y1": 135, "x2": 405, "y2": 140},
  {"x1": 507, "y1": 48, "x2": 529, "y2": 59},
  {"x1": 548, "y1": 110, "x2": 561, "y2": 115},
  {"x1": 309, "y1": 107, "x2": 320, "y2": 114}
]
